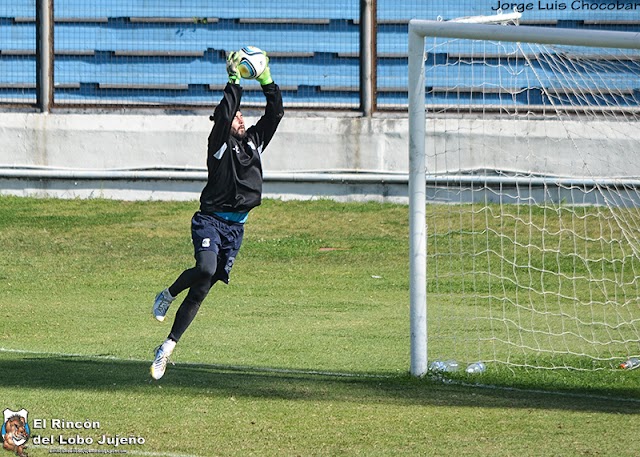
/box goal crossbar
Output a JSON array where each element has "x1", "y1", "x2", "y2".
[
  {"x1": 409, "y1": 20, "x2": 640, "y2": 50},
  {"x1": 408, "y1": 20, "x2": 640, "y2": 377}
]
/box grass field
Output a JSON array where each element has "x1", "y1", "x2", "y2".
[{"x1": 0, "y1": 196, "x2": 638, "y2": 457}]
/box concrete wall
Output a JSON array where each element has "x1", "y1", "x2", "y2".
[
  {"x1": 0, "y1": 112, "x2": 638, "y2": 202},
  {"x1": 0, "y1": 112, "x2": 411, "y2": 173}
]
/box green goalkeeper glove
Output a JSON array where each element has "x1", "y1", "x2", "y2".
[
  {"x1": 226, "y1": 51, "x2": 241, "y2": 84},
  {"x1": 256, "y1": 52, "x2": 273, "y2": 86}
]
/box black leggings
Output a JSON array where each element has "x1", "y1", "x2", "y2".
[{"x1": 167, "y1": 250, "x2": 219, "y2": 342}]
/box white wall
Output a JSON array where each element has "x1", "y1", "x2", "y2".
[
  {"x1": 0, "y1": 112, "x2": 638, "y2": 201},
  {"x1": 0, "y1": 112, "x2": 410, "y2": 174}
]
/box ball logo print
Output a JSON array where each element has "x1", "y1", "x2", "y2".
[{"x1": 2, "y1": 409, "x2": 30, "y2": 457}]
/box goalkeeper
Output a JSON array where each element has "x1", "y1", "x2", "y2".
[{"x1": 150, "y1": 50, "x2": 284, "y2": 380}]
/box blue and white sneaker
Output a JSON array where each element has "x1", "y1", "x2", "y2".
[
  {"x1": 150, "y1": 339, "x2": 176, "y2": 380},
  {"x1": 153, "y1": 289, "x2": 175, "y2": 322}
]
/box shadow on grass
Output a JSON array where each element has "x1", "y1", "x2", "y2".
[{"x1": 0, "y1": 353, "x2": 637, "y2": 414}]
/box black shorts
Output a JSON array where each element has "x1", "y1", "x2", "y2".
[{"x1": 191, "y1": 212, "x2": 244, "y2": 284}]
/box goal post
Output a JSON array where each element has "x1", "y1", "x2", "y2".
[{"x1": 408, "y1": 20, "x2": 640, "y2": 377}]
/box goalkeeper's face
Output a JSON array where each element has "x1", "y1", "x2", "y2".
[{"x1": 231, "y1": 111, "x2": 246, "y2": 140}]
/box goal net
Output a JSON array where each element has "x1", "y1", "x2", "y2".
[{"x1": 408, "y1": 19, "x2": 640, "y2": 375}]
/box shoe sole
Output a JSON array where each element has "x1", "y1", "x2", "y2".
[{"x1": 153, "y1": 292, "x2": 171, "y2": 322}]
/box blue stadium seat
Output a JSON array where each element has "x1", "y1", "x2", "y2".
[
  {"x1": 0, "y1": 1, "x2": 358, "y2": 20},
  {"x1": 1, "y1": 0, "x2": 638, "y2": 107},
  {"x1": 0, "y1": 1, "x2": 34, "y2": 18},
  {"x1": 53, "y1": 0, "x2": 359, "y2": 21},
  {"x1": 0, "y1": 57, "x2": 35, "y2": 85},
  {"x1": 0, "y1": 20, "x2": 34, "y2": 51},
  {"x1": 53, "y1": 21, "x2": 359, "y2": 54},
  {"x1": 53, "y1": 54, "x2": 359, "y2": 90}
]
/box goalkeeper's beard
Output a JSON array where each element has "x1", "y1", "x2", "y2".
[{"x1": 231, "y1": 126, "x2": 246, "y2": 140}]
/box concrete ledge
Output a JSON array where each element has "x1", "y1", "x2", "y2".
[
  {"x1": 0, "y1": 172, "x2": 411, "y2": 204},
  {"x1": 3, "y1": 167, "x2": 640, "y2": 206}
]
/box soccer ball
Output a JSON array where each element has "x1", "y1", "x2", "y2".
[{"x1": 237, "y1": 46, "x2": 267, "y2": 80}]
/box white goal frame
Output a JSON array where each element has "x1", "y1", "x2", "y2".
[{"x1": 408, "y1": 20, "x2": 640, "y2": 377}]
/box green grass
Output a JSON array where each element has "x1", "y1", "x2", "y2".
[{"x1": 0, "y1": 196, "x2": 638, "y2": 457}]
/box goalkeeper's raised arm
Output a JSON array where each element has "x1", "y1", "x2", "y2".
[{"x1": 249, "y1": 51, "x2": 284, "y2": 154}]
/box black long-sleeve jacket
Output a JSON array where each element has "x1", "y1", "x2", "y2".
[{"x1": 200, "y1": 82, "x2": 284, "y2": 214}]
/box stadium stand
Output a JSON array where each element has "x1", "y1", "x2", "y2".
[{"x1": 0, "y1": 0, "x2": 638, "y2": 108}]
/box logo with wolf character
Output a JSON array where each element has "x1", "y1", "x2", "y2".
[{"x1": 1, "y1": 409, "x2": 29, "y2": 457}]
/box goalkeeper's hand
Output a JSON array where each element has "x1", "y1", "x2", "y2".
[
  {"x1": 256, "y1": 51, "x2": 273, "y2": 86},
  {"x1": 226, "y1": 51, "x2": 241, "y2": 84}
]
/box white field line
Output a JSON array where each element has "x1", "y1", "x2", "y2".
[{"x1": 2, "y1": 346, "x2": 639, "y2": 403}]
